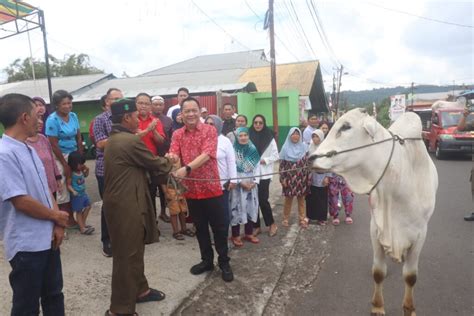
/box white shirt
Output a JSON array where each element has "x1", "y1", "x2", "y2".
[
  {"x1": 166, "y1": 104, "x2": 180, "y2": 118},
  {"x1": 217, "y1": 134, "x2": 238, "y2": 189},
  {"x1": 255, "y1": 139, "x2": 279, "y2": 180}
]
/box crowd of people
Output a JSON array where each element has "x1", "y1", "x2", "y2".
[{"x1": 0, "y1": 88, "x2": 355, "y2": 316}]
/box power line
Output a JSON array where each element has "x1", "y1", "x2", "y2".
[
  {"x1": 274, "y1": 1, "x2": 310, "y2": 60},
  {"x1": 366, "y1": 2, "x2": 474, "y2": 28},
  {"x1": 279, "y1": 0, "x2": 317, "y2": 58},
  {"x1": 309, "y1": 0, "x2": 341, "y2": 66},
  {"x1": 305, "y1": 0, "x2": 339, "y2": 68},
  {"x1": 244, "y1": 0, "x2": 300, "y2": 61},
  {"x1": 189, "y1": 0, "x2": 252, "y2": 50},
  {"x1": 287, "y1": 0, "x2": 318, "y2": 58}
]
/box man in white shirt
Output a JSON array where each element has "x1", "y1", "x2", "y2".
[
  {"x1": 166, "y1": 87, "x2": 189, "y2": 118},
  {"x1": 302, "y1": 113, "x2": 320, "y2": 145}
]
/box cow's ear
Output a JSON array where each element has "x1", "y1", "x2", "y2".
[{"x1": 363, "y1": 116, "x2": 377, "y2": 139}]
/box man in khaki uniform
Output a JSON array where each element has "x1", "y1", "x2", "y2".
[{"x1": 103, "y1": 99, "x2": 172, "y2": 315}]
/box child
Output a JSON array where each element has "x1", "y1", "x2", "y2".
[
  {"x1": 67, "y1": 151, "x2": 94, "y2": 235},
  {"x1": 279, "y1": 128, "x2": 311, "y2": 228},
  {"x1": 328, "y1": 174, "x2": 354, "y2": 225},
  {"x1": 306, "y1": 130, "x2": 331, "y2": 225},
  {"x1": 162, "y1": 161, "x2": 194, "y2": 240}
]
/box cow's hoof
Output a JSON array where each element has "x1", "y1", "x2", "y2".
[
  {"x1": 403, "y1": 306, "x2": 416, "y2": 316},
  {"x1": 370, "y1": 307, "x2": 385, "y2": 316}
]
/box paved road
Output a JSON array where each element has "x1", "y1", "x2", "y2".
[{"x1": 286, "y1": 154, "x2": 473, "y2": 316}]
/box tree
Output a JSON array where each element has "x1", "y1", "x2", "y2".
[{"x1": 3, "y1": 53, "x2": 103, "y2": 83}]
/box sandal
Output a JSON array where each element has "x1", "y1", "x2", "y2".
[
  {"x1": 66, "y1": 223, "x2": 79, "y2": 230},
  {"x1": 282, "y1": 220, "x2": 289, "y2": 227},
  {"x1": 230, "y1": 236, "x2": 243, "y2": 247},
  {"x1": 317, "y1": 220, "x2": 327, "y2": 226},
  {"x1": 243, "y1": 235, "x2": 260, "y2": 244},
  {"x1": 269, "y1": 224, "x2": 278, "y2": 237},
  {"x1": 137, "y1": 288, "x2": 166, "y2": 303},
  {"x1": 80, "y1": 226, "x2": 95, "y2": 235},
  {"x1": 253, "y1": 227, "x2": 262, "y2": 236},
  {"x1": 159, "y1": 213, "x2": 170, "y2": 223},
  {"x1": 105, "y1": 310, "x2": 138, "y2": 316},
  {"x1": 299, "y1": 219, "x2": 308, "y2": 229},
  {"x1": 332, "y1": 218, "x2": 340, "y2": 226},
  {"x1": 172, "y1": 232, "x2": 185, "y2": 240},
  {"x1": 181, "y1": 228, "x2": 195, "y2": 237},
  {"x1": 345, "y1": 217, "x2": 353, "y2": 224}
]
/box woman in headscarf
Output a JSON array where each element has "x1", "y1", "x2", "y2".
[
  {"x1": 279, "y1": 127, "x2": 310, "y2": 228},
  {"x1": 249, "y1": 114, "x2": 279, "y2": 237},
  {"x1": 171, "y1": 108, "x2": 184, "y2": 132},
  {"x1": 205, "y1": 115, "x2": 237, "y2": 227},
  {"x1": 226, "y1": 114, "x2": 248, "y2": 143},
  {"x1": 229, "y1": 127, "x2": 261, "y2": 247},
  {"x1": 306, "y1": 129, "x2": 331, "y2": 225}
]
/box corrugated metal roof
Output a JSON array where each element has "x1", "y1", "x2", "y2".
[
  {"x1": 0, "y1": 73, "x2": 114, "y2": 103},
  {"x1": 413, "y1": 90, "x2": 465, "y2": 101},
  {"x1": 140, "y1": 49, "x2": 269, "y2": 77},
  {"x1": 73, "y1": 69, "x2": 255, "y2": 102},
  {"x1": 238, "y1": 61, "x2": 319, "y2": 96}
]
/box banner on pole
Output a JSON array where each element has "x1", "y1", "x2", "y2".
[{"x1": 389, "y1": 94, "x2": 406, "y2": 121}]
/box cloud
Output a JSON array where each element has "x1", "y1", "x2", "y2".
[{"x1": 0, "y1": 0, "x2": 472, "y2": 91}]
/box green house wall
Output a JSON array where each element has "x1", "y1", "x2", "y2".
[{"x1": 237, "y1": 90, "x2": 300, "y2": 147}]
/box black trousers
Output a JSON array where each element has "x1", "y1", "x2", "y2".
[
  {"x1": 306, "y1": 185, "x2": 328, "y2": 221},
  {"x1": 96, "y1": 175, "x2": 110, "y2": 246},
  {"x1": 255, "y1": 179, "x2": 275, "y2": 228},
  {"x1": 187, "y1": 195, "x2": 230, "y2": 267},
  {"x1": 157, "y1": 185, "x2": 166, "y2": 215},
  {"x1": 9, "y1": 249, "x2": 64, "y2": 316},
  {"x1": 149, "y1": 177, "x2": 167, "y2": 218}
]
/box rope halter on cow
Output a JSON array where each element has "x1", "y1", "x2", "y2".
[{"x1": 308, "y1": 132, "x2": 423, "y2": 195}]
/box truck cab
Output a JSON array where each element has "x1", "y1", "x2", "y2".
[{"x1": 425, "y1": 106, "x2": 474, "y2": 159}]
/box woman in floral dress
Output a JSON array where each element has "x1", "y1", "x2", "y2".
[{"x1": 279, "y1": 127, "x2": 311, "y2": 228}]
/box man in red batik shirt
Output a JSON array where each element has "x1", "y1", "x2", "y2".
[{"x1": 168, "y1": 97, "x2": 233, "y2": 283}]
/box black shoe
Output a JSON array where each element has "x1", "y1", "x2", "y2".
[
  {"x1": 464, "y1": 213, "x2": 474, "y2": 221},
  {"x1": 220, "y1": 264, "x2": 234, "y2": 282},
  {"x1": 102, "y1": 243, "x2": 112, "y2": 257},
  {"x1": 190, "y1": 261, "x2": 214, "y2": 275}
]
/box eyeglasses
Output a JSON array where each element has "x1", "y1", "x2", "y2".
[{"x1": 254, "y1": 121, "x2": 264, "y2": 125}]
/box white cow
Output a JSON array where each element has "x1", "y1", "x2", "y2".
[{"x1": 310, "y1": 108, "x2": 438, "y2": 316}]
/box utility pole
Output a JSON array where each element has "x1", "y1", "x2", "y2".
[
  {"x1": 335, "y1": 65, "x2": 343, "y2": 117},
  {"x1": 411, "y1": 82, "x2": 414, "y2": 107},
  {"x1": 39, "y1": 10, "x2": 53, "y2": 108},
  {"x1": 268, "y1": 0, "x2": 279, "y2": 140}
]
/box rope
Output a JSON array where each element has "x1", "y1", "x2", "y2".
[
  {"x1": 170, "y1": 133, "x2": 423, "y2": 194},
  {"x1": 172, "y1": 166, "x2": 311, "y2": 182}
]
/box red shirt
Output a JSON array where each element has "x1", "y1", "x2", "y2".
[
  {"x1": 169, "y1": 122, "x2": 222, "y2": 199},
  {"x1": 89, "y1": 119, "x2": 95, "y2": 144},
  {"x1": 138, "y1": 114, "x2": 166, "y2": 156}
]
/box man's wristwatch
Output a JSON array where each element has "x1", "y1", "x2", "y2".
[{"x1": 185, "y1": 165, "x2": 192, "y2": 175}]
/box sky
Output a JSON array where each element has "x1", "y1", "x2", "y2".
[{"x1": 0, "y1": 0, "x2": 472, "y2": 92}]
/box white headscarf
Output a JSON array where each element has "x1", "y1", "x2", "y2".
[{"x1": 308, "y1": 129, "x2": 325, "y2": 153}]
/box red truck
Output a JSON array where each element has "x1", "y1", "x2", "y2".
[{"x1": 414, "y1": 100, "x2": 474, "y2": 159}]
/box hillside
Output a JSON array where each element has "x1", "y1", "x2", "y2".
[{"x1": 343, "y1": 85, "x2": 471, "y2": 107}]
